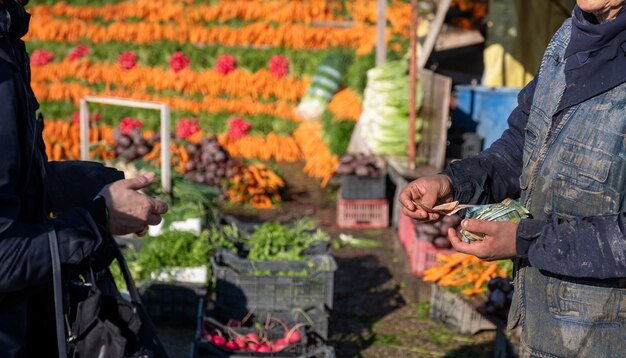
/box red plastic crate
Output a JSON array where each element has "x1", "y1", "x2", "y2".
[
  {"x1": 336, "y1": 198, "x2": 389, "y2": 229},
  {"x1": 397, "y1": 213, "x2": 415, "y2": 247},
  {"x1": 398, "y1": 212, "x2": 456, "y2": 277},
  {"x1": 407, "y1": 237, "x2": 456, "y2": 278}
]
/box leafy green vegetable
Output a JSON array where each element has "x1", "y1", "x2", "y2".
[
  {"x1": 130, "y1": 227, "x2": 236, "y2": 282},
  {"x1": 321, "y1": 110, "x2": 356, "y2": 156},
  {"x1": 243, "y1": 218, "x2": 329, "y2": 262},
  {"x1": 141, "y1": 169, "x2": 221, "y2": 225},
  {"x1": 359, "y1": 59, "x2": 426, "y2": 158}
]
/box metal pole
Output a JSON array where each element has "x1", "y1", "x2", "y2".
[
  {"x1": 376, "y1": 0, "x2": 387, "y2": 66},
  {"x1": 408, "y1": 0, "x2": 418, "y2": 169},
  {"x1": 160, "y1": 104, "x2": 171, "y2": 194},
  {"x1": 79, "y1": 99, "x2": 90, "y2": 160}
]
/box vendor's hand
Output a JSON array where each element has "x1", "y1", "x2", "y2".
[
  {"x1": 399, "y1": 174, "x2": 454, "y2": 221},
  {"x1": 98, "y1": 172, "x2": 168, "y2": 236},
  {"x1": 448, "y1": 219, "x2": 517, "y2": 261}
]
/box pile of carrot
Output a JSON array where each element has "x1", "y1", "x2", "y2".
[
  {"x1": 143, "y1": 142, "x2": 191, "y2": 175},
  {"x1": 292, "y1": 121, "x2": 338, "y2": 188},
  {"x1": 218, "y1": 132, "x2": 302, "y2": 162},
  {"x1": 42, "y1": 120, "x2": 115, "y2": 161},
  {"x1": 29, "y1": 0, "x2": 411, "y2": 40},
  {"x1": 423, "y1": 253, "x2": 511, "y2": 297},
  {"x1": 31, "y1": 62, "x2": 308, "y2": 103},
  {"x1": 327, "y1": 88, "x2": 362, "y2": 121},
  {"x1": 26, "y1": 15, "x2": 377, "y2": 52},
  {"x1": 227, "y1": 163, "x2": 285, "y2": 209},
  {"x1": 31, "y1": 82, "x2": 300, "y2": 121},
  {"x1": 30, "y1": 0, "x2": 342, "y2": 25}
]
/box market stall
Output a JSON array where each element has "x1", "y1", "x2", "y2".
[{"x1": 21, "y1": 0, "x2": 569, "y2": 356}]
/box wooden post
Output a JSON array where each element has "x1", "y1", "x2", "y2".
[
  {"x1": 79, "y1": 96, "x2": 172, "y2": 193},
  {"x1": 408, "y1": 0, "x2": 418, "y2": 169},
  {"x1": 376, "y1": 0, "x2": 387, "y2": 66}
]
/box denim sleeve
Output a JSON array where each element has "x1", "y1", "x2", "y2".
[
  {"x1": 518, "y1": 216, "x2": 626, "y2": 279},
  {"x1": 444, "y1": 77, "x2": 537, "y2": 205}
]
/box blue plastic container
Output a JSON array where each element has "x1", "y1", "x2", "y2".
[
  {"x1": 453, "y1": 85, "x2": 520, "y2": 149},
  {"x1": 452, "y1": 84, "x2": 484, "y2": 132},
  {"x1": 475, "y1": 87, "x2": 520, "y2": 149}
]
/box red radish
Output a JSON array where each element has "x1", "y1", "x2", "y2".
[
  {"x1": 212, "y1": 335, "x2": 227, "y2": 347},
  {"x1": 256, "y1": 344, "x2": 271, "y2": 352},
  {"x1": 272, "y1": 339, "x2": 289, "y2": 352},
  {"x1": 284, "y1": 324, "x2": 305, "y2": 344},
  {"x1": 248, "y1": 342, "x2": 260, "y2": 351},
  {"x1": 287, "y1": 330, "x2": 301, "y2": 344},
  {"x1": 274, "y1": 338, "x2": 289, "y2": 347},
  {"x1": 224, "y1": 341, "x2": 239, "y2": 351},
  {"x1": 234, "y1": 336, "x2": 247, "y2": 348},
  {"x1": 245, "y1": 333, "x2": 260, "y2": 343}
]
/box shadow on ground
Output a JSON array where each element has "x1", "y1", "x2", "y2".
[{"x1": 329, "y1": 253, "x2": 406, "y2": 356}]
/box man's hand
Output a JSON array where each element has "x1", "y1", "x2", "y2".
[
  {"x1": 448, "y1": 219, "x2": 518, "y2": 261},
  {"x1": 97, "y1": 172, "x2": 168, "y2": 236},
  {"x1": 399, "y1": 174, "x2": 454, "y2": 221}
]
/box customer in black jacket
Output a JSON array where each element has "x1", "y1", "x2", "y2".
[{"x1": 0, "y1": 0, "x2": 168, "y2": 356}]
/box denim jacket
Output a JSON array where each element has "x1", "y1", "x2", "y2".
[
  {"x1": 511, "y1": 19, "x2": 626, "y2": 357},
  {"x1": 446, "y1": 18, "x2": 626, "y2": 356}
]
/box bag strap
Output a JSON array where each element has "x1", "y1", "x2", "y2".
[
  {"x1": 112, "y1": 241, "x2": 142, "y2": 304},
  {"x1": 48, "y1": 227, "x2": 68, "y2": 358}
]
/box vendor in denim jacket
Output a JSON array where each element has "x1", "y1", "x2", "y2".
[{"x1": 400, "y1": 0, "x2": 626, "y2": 356}]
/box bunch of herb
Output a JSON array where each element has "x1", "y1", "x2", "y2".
[
  {"x1": 245, "y1": 219, "x2": 329, "y2": 262},
  {"x1": 132, "y1": 227, "x2": 235, "y2": 282},
  {"x1": 141, "y1": 169, "x2": 221, "y2": 225}
]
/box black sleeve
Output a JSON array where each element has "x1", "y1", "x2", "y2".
[
  {"x1": 443, "y1": 77, "x2": 537, "y2": 205},
  {"x1": 45, "y1": 160, "x2": 124, "y2": 215},
  {"x1": 0, "y1": 59, "x2": 109, "y2": 293}
]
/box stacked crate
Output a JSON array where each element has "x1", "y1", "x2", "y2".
[
  {"x1": 336, "y1": 173, "x2": 389, "y2": 229},
  {"x1": 397, "y1": 213, "x2": 456, "y2": 278},
  {"x1": 193, "y1": 237, "x2": 336, "y2": 357}
]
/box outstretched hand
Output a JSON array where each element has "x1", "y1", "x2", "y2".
[
  {"x1": 448, "y1": 219, "x2": 518, "y2": 261},
  {"x1": 97, "y1": 172, "x2": 168, "y2": 236},
  {"x1": 399, "y1": 174, "x2": 454, "y2": 221}
]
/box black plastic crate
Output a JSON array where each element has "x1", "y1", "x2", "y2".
[
  {"x1": 213, "y1": 303, "x2": 330, "y2": 340},
  {"x1": 192, "y1": 301, "x2": 334, "y2": 358},
  {"x1": 194, "y1": 344, "x2": 334, "y2": 358},
  {"x1": 216, "y1": 216, "x2": 331, "y2": 258},
  {"x1": 340, "y1": 173, "x2": 386, "y2": 200},
  {"x1": 140, "y1": 282, "x2": 205, "y2": 325},
  {"x1": 211, "y1": 250, "x2": 336, "y2": 311}
]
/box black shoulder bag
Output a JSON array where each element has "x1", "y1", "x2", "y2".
[{"x1": 48, "y1": 228, "x2": 169, "y2": 358}]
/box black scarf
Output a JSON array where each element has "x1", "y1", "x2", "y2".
[{"x1": 557, "y1": 5, "x2": 626, "y2": 112}]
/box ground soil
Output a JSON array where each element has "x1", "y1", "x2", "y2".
[{"x1": 154, "y1": 162, "x2": 498, "y2": 357}]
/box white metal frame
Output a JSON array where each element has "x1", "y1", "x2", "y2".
[{"x1": 79, "y1": 96, "x2": 171, "y2": 193}]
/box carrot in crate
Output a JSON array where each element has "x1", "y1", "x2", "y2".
[{"x1": 423, "y1": 253, "x2": 511, "y2": 297}]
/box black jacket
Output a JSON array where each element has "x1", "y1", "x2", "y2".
[{"x1": 0, "y1": 2, "x2": 121, "y2": 356}]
